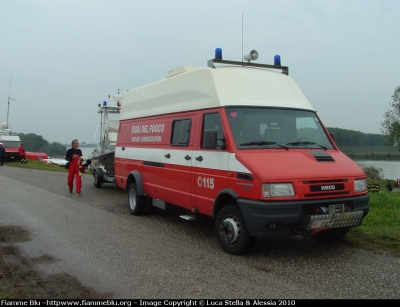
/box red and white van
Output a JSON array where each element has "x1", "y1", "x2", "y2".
[
  {"x1": 111, "y1": 51, "x2": 369, "y2": 254},
  {"x1": 0, "y1": 131, "x2": 21, "y2": 161}
]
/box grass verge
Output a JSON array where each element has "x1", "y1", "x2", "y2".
[{"x1": 345, "y1": 192, "x2": 400, "y2": 256}]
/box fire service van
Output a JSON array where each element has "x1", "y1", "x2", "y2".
[
  {"x1": 91, "y1": 49, "x2": 369, "y2": 255},
  {"x1": 0, "y1": 123, "x2": 21, "y2": 161}
]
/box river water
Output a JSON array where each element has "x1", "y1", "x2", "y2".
[
  {"x1": 80, "y1": 147, "x2": 98, "y2": 159},
  {"x1": 80, "y1": 147, "x2": 400, "y2": 180},
  {"x1": 355, "y1": 160, "x2": 400, "y2": 181}
]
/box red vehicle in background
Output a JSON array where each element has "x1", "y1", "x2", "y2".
[{"x1": 0, "y1": 131, "x2": 21, "y2": 161}]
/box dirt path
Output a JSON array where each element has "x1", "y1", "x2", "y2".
[{"x1": 0, "y1": 225, "x2": 111, "y2": 299}]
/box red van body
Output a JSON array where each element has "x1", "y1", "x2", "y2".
[{"x1": 108, "y1": 58, "x2": 369, "y2": 255}]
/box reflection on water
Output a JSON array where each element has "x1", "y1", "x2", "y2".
[{"x1": 356, "y1": 160, "x2": 400, "y2": 180}]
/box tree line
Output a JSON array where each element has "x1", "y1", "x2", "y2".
[
  {"x1": 327, "y1": 127, "x2": 384, "y2": 147},
  {"x1": 19, "y1": 133, "x2": 67, "y2": 157}
]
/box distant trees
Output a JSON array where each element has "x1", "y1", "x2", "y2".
[
  {"x1": 18, "y1": 133, "x2": 67, "y2": 157},
  {"x1": 381, "y1": 85, "x2": 400, "y2": 147},
  {"x1": 326, "y1": 127, "x2": 384, "y2": 147}
]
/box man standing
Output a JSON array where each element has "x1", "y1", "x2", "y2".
[
  {"x1": 0, "y1": 143, "x2": 5, "y2": 166},
  {"x1": 19, "y1": 143, "x2": 26, "y2": 164},
  {"x1": 386, "y1": 181, "x2": 393, "y2": 193},
  {"x1": 65, "y1": 139, "x2": 83, "y2": 195}
]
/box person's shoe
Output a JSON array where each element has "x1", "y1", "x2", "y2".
[
  {"x1": 69, "y1": 190, "x2": 73, "y2": 194},
  {"x1": 76, "y1": 193, "x2": 81, "y2": 196}
]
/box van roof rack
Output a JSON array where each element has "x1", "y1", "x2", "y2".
[{"x1": 207, "y1": 59, "x2": 289, "y2": 75}]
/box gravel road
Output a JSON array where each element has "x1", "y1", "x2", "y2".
[{"x1": 0, "y1": 166, "x2": 399, "y2": 299}]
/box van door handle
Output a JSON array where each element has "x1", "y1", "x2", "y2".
[
  {"x1": 165, "y1": 154, "x2": 171, "y2": 158},
  {"x1": 184, "y1": 155, "x2": 191, "y2": 160},
  {"x1": 196, "y1": 156, "x2": 203, "y2": 161}
]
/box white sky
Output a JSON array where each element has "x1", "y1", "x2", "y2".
[{"x1": 1, "y1": 0, "x2": 399, "y2": 144}]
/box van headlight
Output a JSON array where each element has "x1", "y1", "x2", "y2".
[
  {"x1": 262, "y1": 183, "x2": 295, "y2": 198},
  {"x1": 354, "y1": 179, "x2": 367, "y2": 192}
]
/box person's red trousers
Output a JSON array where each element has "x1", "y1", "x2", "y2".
[{"x1": 67, "y1": 157, "x2": 82, "y2": 194}]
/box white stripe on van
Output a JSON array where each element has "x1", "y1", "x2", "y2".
[{"x1": 115, "y1": 147, "x2": 250, "y2": 173}]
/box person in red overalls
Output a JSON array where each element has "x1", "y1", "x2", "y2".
[
  {"x1": 65, "y1": 139, "x2": 83, "y2": 195},
  {"x1": 19, "y1": 143, "x2": 27, "y2": 164}
]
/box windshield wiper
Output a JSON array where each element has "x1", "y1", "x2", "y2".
[
  {"x1": 285, "y1": 141, "x2": 327, "y2": 150},
  {"x1": 239, "y1": 141, "x2": 288, "y2": 149}
]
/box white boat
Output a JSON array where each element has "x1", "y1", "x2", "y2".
[
  {"x1": 89, "y1": 92, "x2": 121, "y2": 187},
  {"x1": 42, "y1": 158, "x2": 68, "y2": 167}
]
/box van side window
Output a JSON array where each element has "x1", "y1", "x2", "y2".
[
  {"x1": 202, "y1": 113, "x2": 224, "y2": 150},
  {"x1": 171, "y1": 118, "x2": 191, "y2": 146}
]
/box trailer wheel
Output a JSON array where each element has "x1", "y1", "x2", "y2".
[
  {"x1": 93, "y1": 172, "x2": 102, "y2": 188},
  {"x1": 215, "y1": 205, "x2": 257, "y2": 255},
  {"x1": 312, "y1": 228, "x2": 349, "y2": 243},
  {"x1": 128, "y1": 182, "x2": 145, "y2": 215}
]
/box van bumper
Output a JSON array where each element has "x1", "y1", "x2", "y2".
[{"x1": 236, "y1": 194, "x2": 369, "y2": 238}]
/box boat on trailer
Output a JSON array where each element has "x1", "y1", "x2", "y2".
[{"x1": 89, "y1": 93, "x2": 121, "y2": 188}]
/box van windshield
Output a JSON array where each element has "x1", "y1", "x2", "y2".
[
  {"x1": 225, "y1": 107, "x2": 334, "y2": 150},
  {"x1": 1, "y1": 141, "x2": 20, "y2": 148}
]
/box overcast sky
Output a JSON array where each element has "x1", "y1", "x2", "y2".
[{"x1": 1, "y1": 0, "x2": 399, "y2": 145}]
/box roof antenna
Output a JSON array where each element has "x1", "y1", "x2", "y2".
[
  {"x1": 241, "y1": 11, "x2": 244, "y2": 62},
  {"x1": 7, "y1": 73, "x2": 15, "y2": 130}
]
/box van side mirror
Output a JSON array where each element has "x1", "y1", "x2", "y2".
[{"x1": 203, "y1": 129, "x2": 218, "y2": 149}]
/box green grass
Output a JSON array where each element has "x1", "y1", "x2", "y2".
[
  {"x1": 3, "y1": 159, "x2": 68, "y2": 172},
  {"x1": 345, "y1": 192, "x2": 400, "y2": 256},
  {"x1": 3, "y1": 159, "x2": 400, "y2": 257},
  {"x1": 4, "y1": 159, "x2": 91, "y2": 174}
]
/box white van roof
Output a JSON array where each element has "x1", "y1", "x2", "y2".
[{"x1": 120, "y1": 64, "x2": 314, "y2": 120}]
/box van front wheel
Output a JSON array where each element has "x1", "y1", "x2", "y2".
[
  {"x1": 215, "y1": 205, "x2": 256, "y2": 255},
  {"x1": 128, "y1": 183, "x2": 145, "y2": 215}
]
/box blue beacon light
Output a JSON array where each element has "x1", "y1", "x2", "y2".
[
  {"x1": 103, "y1": 101, "x2": 107, "y2": 106},
  {"x1": 274, "y1": 55, "x2": 281, "y2": 66},
  {"x1": 215, "y1": 48, "x2": 222, "y2": 60}
]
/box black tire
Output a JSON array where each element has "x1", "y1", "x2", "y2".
[
  {"x1": 93, "y1": 172, "x2": 102, "y2": 188},
  {"x1": 128, "y1": 182, "x2": 146, "y2": 215},
  {"x1": 147, "y1": 204, "x2": 158, "y2": 215},
  {"x1": 312, "y1": 228, "x2": 349, "y2": 243},
  {"x1": 215, "y1": 205, "x2": 257, "y2": 255},
  {"x1": 143, "y1": 197, "x2": 157, "y2": 215}
]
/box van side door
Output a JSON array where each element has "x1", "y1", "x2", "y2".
[
  {"x1": 163, "y1": 116, "x2": 195, "y2": 209},
  {"x1": 193, "y1": 111, "x2": 228, "y2": 216}
]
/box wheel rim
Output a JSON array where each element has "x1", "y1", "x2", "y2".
[
  {"x1": 219, "y1": 217, "x2": 241, "y2": 245},
  {"x1": 129, "y1": 188, "x2": 137, "y2": 211}
]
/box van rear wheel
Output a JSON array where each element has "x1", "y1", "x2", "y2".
[
  {"x1": 128, "y1": 182, "x2": 145, "y2": 215},
  {"x1": 215, "y1": 205, "x2": 256, "y2": 255}
]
